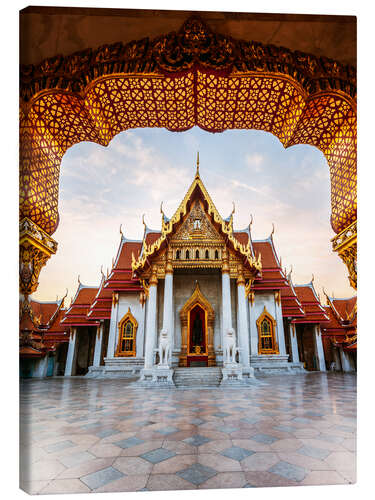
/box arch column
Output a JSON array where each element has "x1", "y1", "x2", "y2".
[{"x1": 144, "y1": 267, "x2": 158, "y2": 369}]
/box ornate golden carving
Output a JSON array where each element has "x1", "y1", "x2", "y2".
[
  {"x1": 149, "y1": 266, "x2": 158, "y2": 286},
  {"x1": 19, "y1": 217, "x2": 57, "y2": 296},
  {"x1": 20, "y1": 16, "x2": 356, "y2": 103},
  {"x1": 112, "y1": 292, "x2": 119, "y2": 307},
  {"x1": 256, "y1": 306, "x2": 279, "y2": 355},
  {"x1": 179, "y1": 282, "x2": 216, "y2": 367},
  {"x1": 132, "y1": 171, "x2": 262, "y2": 278},
  {"x1": 331, "y1": 220, "x2": 357, "y2": 289},
  {"x1": 115, "y1": 307, "x2": 138, "y2": 357}
]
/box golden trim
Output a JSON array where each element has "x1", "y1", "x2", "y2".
[
  {"x1": 256, "y1": 306, "x2": 279, "y2": 355},
  {"x1": 179, "y1": 282, "x2": 215, "y2": 367},
  {"x1": 115, "y1": 307, "x2": 138, "y2": 357}
]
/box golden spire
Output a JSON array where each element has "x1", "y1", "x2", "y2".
[{"x1": 196, "y1": 151, "x2": 200, "y2": 177}]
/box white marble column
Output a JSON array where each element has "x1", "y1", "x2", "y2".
[
  {"x1": 64, "y1": 328, "x2": 78, "y2": 376},
  {"x1": 314, "y1": 325, "x2": 326, "y2": 372},
  {"x1": 248, "y1": 294, "x2": 258, "y2": 355},
  {"x1": 93, "y1": 322, "x2": 104, "y2": 367},
  {"x1": 332, "y1": 347, "x2": 341, "y2": 371},
  {"x1": 339, "y1": 347, "x2": 353, "y2": 372},
  {"x1": 144, "y1": 269, "x2": 158, "y2": 369},
  {"x1": 34, "y1": 355, "x2": 49, "y2": 378},
  {"x1": 289, "y1": 322, "x2": 300, "y2": 363},
  {"x1": 106, "y1": 294, "x2": 119, "y2": 358},
  {"x1": 237, "y1": 273, "x2": 250, "y2": 366},
  {"x1": 221, "y1": 250, "x2": 232, "y2": 338},
  {"x1": 162, "y1": 255, "x2": 174, "y2": 347},
  {"x1": 274, "y1": 293, "x2": 287, "y2": 355}
]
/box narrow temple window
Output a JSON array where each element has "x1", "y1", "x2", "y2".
[
  {"x1": 196, "y1": 249, "x2": 200, "y2": 259},
  {"x1": 205, "y1": 249, "x2": 209, "y2": 259},
  {"x1": 186, "y1": 249, "x2": 190, "y2": 259},
  {"x1": 176, "y1": 249, "x2": 180, "y2": 260},
  {"x1": 215, "y1": 249, "x2": 219, "y2": 259}
]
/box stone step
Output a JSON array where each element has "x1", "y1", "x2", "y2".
[{"x1": 173, "y1": 367, "x2": 222, "y2": 387}]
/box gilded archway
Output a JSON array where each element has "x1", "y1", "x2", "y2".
[
  {"x1": 179, "y1": 282, "x2": 215, "y2": 367},
  {"x1": 19, "y1": 15, "x2": 357, "y2": 296}
]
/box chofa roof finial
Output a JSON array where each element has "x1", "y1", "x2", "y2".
[
  {"x1": 249, "y1": 214, "x2": 253, "y2": 228},
  {"x1": 119, "y1": 224, "x2": 123, "y2": 237},
  {"x1": 78, "y1": 274, "x2": 81, "y2": 285},
  {"x1": 142, "y1": 214, "x2": 146, "y2": 230},
  {"x1": 231, "y1": 201, "x2": 235, "y2": 216},
  {"x1": 311, "y1": 273, "x2": 314, "y2": 284},
  {"x1": 271, "y1": 222, "x2": 275, "y2": 237}
]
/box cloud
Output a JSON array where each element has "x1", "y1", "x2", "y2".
[{"x1": 33, "y1": 127, "x2": 354, "y2": 302}]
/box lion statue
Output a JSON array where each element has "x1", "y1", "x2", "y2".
[
  {"x1": 158, "y1": 328, "x2": 171, "y2": 367},
  {"x1": 224, "y1": 327, "x2": 239, "y2": 365}
]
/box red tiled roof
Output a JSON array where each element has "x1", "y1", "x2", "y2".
[
  {"x1": 253, "y1": 240, "x2": 279, "y2": 268},
  {"x1": 145, "y1": 232, "x2": 161, "y2": 247},
  {"x1": 233, "y1": 231, "x2": 249, "y2": 246},
  {"x1": 321, "y1": 296, "x2": 357, "y2": 341},
  {"x1": 252, "y1": 239, "x2": 288, "y2": 290},
  {"x1": 281, "y1": 282, "x2": 305, "y2": 318},
  {"x1": 115, "y1": 240, "x2": 142, "y2": 269},
  {"x1": 293, "y1": 284, "x2": 329, "y2": 324},
  {"x1": 331, "y1": 297, "x2": 357, "y2": 322},
  {"x1": 29, "y1": 300, "x2": 60, "y2": 326},
  {"x1": 61, "y1": 285, "x2": 99, "y2": 326}
]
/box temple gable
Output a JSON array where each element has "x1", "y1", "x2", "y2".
[{"x1": 171, "y1": 200, "x2": 223, "y2": 243}]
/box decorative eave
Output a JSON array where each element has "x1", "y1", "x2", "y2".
[{"x1": 132, "y1": 166, "x2": 262, "y2": 276}]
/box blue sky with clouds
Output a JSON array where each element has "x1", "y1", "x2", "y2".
[{"x1": 33, "y1": 127, "x2": 353, "y2": 303}]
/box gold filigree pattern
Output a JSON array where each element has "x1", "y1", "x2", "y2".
[{"x1": 19, "y1": 15, "x2": 356, "y2": 288}]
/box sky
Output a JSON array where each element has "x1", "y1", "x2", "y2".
[{"x1": 32, "y1": 126, "x2": 354, "y2": 304}]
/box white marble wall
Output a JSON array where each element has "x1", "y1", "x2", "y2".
[
  {"x1": 248, "y1": 292, "x2": 278, "y2": 355},
  {"x1": 106, "y1": 293, "x2": 146, "y2": 358}
]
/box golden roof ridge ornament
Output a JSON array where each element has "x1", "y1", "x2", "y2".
[{"x1": 131, "y1": 159, "x2": 262, "y2": 276}]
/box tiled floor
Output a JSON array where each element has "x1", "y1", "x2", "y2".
[{"x1": 19, "y1": 372, "x2": 356, "y2": 494}]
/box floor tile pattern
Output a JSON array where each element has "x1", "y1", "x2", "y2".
[{"x1": 19, "y1": 372, "x2": 356, "y2": 494}]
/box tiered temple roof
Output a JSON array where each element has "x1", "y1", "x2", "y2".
[
  {"x1": 20, "y1": 295, "x2": 70, "y2": 357},
  {"x1": 87, "y1": 235, "x2": 144, "y2": 320},
  {"x1": 322, "y1": 295, "x2": 357, "y2": 351},
  {"x1": 61, "y1": 283, "x2": 99, "y2": 327},
  {"x1": 293, "y1": 282, "x2": 330, "y2": 324}
]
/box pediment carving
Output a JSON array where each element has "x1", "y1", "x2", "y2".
[{"x1": 172, "y1": 201, "x2": 223, "y2": 243}]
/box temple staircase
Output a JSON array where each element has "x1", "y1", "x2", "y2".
[{"x1": 173, "y1": 367, "x2": 222, "y2": 388}]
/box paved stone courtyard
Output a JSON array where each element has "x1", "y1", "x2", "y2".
[{"x1": 20, "y1": 373, "x2": 356, "y2": 494}]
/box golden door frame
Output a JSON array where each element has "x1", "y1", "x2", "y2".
[{"x1": 179, "y1": 282, "x2": 215, "y2": 367}]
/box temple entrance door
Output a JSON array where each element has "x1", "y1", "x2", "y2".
[
  {"x1": 179, "y1": 282, "x2": 216, "y2": 367},
  {"x1": 187, "y1": 304, "x2": 207, "y2": 367}
]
